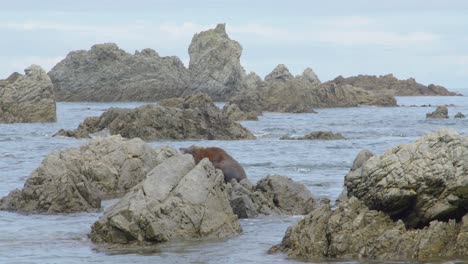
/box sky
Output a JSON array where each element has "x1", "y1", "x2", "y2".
[{"x1": 1, "y1": 0, "x2": 468, "y2": 92}]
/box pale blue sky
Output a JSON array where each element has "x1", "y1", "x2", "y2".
[{"x1": 1, "y1": 0, "x2": 468, "y2": 92}]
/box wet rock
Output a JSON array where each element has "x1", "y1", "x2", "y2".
[
  {"x1": 270, "y1": 197, "x2": 468, "y2": 260},
  {"x1": 426, "y1": 106, "x2": 449, "y2": 119},
  {"x1": 183, "y1": 23, "x2": 246, "y2": 101},
  {"x1": 0, "y1": 136, "x2": 177, "y2": 213},
  {"x1": 90, "y1": 155, "x2": 242, "y2": 244},
  {"x1": 332, "y1": 74, "x2": 460, "y2": 96},
  {"x1": 0, "y1": 65, "x2": 56, "y2": 123},
  {"x1": 345, "y1": 129, "x2": 468, "y2": 228},
  {"x1": 54, "y1": 94, "x2": 255, "y2": 140},
  {"x1": 280, "y1": 131, "x2": 346, "y2": 140},
  {"x1": 455, "y1": 112, "x2": 466, "y2": 119},
  {"x1": 48, "y1": 43, "x2": 189, "y2": 101}
]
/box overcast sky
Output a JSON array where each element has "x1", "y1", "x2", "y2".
[{"x1": 1, "y1": 0, "x2": 468, "y2": 92}]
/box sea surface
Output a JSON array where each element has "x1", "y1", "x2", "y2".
[{"x1": 1, "y1": 94, "x2": 468, "y2": 264}]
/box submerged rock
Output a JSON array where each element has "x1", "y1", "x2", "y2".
[
  {"x1": 48, "y1": 43, "x2": 189, "y2": 101},
  {"x1": 426, "y1": 106, "x2": 449, "y2": 119},
  {"x1": 332, "y1": 74, "x2": 460, "y2": 96},
  {"x1": 280, "y1": 131, "x2": 346, "y2": 140},
  {"x1": 90, "y1": 155, "x2": 242, "y2": 244},
  {"x1": 55, "y1": 94, "x2": 255, "y2": 140},
  {"x1": 0, "y1": 136, "x2": 176, "y2": 213},
  {"x1": 345, "y1": 129, "x2": 468, "y2": 228},
  {"x1": 270, "y1": 197, "x2": 468, "y2": 260},
  {"x1": 183, "y1": 24, "x2": 246, "y2": 101},
  {"x1": 0, "y1": 65, "x2": 56, "y2": 123},
  {"x1": 455, "y1": 112, "x2": 466, "y2": 119}
]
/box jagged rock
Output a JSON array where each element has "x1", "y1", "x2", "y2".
[
  {"x1": 54, "y1": 94, "x2": 255, "y2": 140},
  {"x1": 345, "y1": 129, "x2": 468, "y2": 228},
  {"x1": 332, "y1": 74, "x2": 460, "y2": 96},
  {"x1": 265, "y1": 64, "x2": 294, "y2": 83},
  {"x1": 350, "y1": 149, "x2": 375, "y2": 171},
  {"x1": 270, "y1": 197, "x2": 468, "y2": 260},
  {"x1": 90, "y1": 155, "x2": 242, "y2": 244},
  {"x1": 183, "y1": 24, "x2": 246, "y2": 101},
  {"x1": 0, "y1": 136, "x2": 177, "y2": 213},
  {"x1": 225, "y1": 73, "x2": 266, "y2": 117},
  {"x1": 280, "y1": 131, "x2": 346, "y2": 140},
  {"x1": 226, "y1": 175, "x2": 316, "y2": 218},
  {"x1": 222, "y1": 103, "x2": 258, "y2": 121},
  {"x1": 48, "y1": 43, "x2": 189, "y2": 101},
  {"x1": 455, "y1": 112, "x2": 466, "y2": 119},
  {"x1": 0, "y1": 65, "x2": 56, "y2": 123},
  {"x1": 426, "y1": 106, "x2": 449, "y2": 119}
]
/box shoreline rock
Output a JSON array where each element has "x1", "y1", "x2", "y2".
[
  {"x1": 280, "y1": 131, "x2": 346, "y2": 140},
  {"x1": 426, "y1": 106, "x2": 449, "y2": 119},
  {"x1": 455, "y1": 112, "x2": 466, "y2": 119}
]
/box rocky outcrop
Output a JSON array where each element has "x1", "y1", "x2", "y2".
[
  {"x1": 0, "y1": 65, "x2": 56, "y2": 123},
  {"x1": 345, "y1": 129, "x2": 468, "y2": 228},
  {"x1": 226, "y1": 175, "x2": 316, "y2": 218},
  {"x1": 455, "y1": 112, "x2": 466, "y2": 119},
  {"x1": 280, "y1": 131, "x2": 346, "y2": 140},
  {"x1": 90, "y1": 155, "x2": 242, "y2": 244},
  {"x1": 222, "y1": 103, "x2": 258, "y2": 121},
  {"x1": 183, "y1": 24, "x2": 246, "y2": 101},
  {"x1": 426, "y1": 106, "x2": 449, "y2": 119},
  {"x1": 55, "y1": 94, "x2": 255, "y2": 140},
  {"x1": 0, "y1": 136, "x2": 176, "y2": 213},
  {"x1": 270, "y1": 197, "x2": 468, "y2": 260},
  {"x1": 48, "y1": 43, "x2": 189, "y2": 101},
  {"x1": 332, "y1": 74, "x2": 460, "y2": 96}
]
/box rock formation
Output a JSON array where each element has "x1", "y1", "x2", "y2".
[
  {"x1": 222, "y1": 103, "x2": 259, "y2": 121},
  {"x1": 426, "y1": 106, "x2": 449, "y2": 119},
  {"x1": 0, "y1": 65, "x2": 56, "y2": 123},
  {"x1": 345, "y1": 129, "x2": 468, "y2": 228},
  {"x1": 54, "y1": 94, "x2": 255, "y2": 140},
  {"x1": 0, "y1": 136, "x2": 176, "y2": 213},
  {"x1": 270, "y1": 197, "x2": 468, "y2": 260},
  {"x1": 280, "y1": 131, "x2": 346, "y2": 140},
  {"x1": 332, "y1": 74, "x2": 460, "y2": 96},
  {"x1": 455, "y1": 112, "x2": 466, "y2": 119},
  {"x1": 48, "y1": 43, "x2": 189, "y2": 101},
  {"x1": 90, "y1": 155, "x2": 242, "y2": 244},
  {"x1": 183, "y1": 24, "x2": 246, "y2": 101}
]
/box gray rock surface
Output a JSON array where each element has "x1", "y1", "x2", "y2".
[
  {"x1": 426, "y1": 106, "x2": 449, "y2": 119},
  {"x1": 90, "y1": 155, "x2": 242, "y2": 244},
  {"x1": 48, "y1": 43, "x2": 189, "y2": 101},
  {"x1": 332, "y1": 74, "x2": 460, "y2": 96},
  {"x1": 345, "y1": 129, "x2": 468, "y2": 228},
  {"x1": 222, "y1": 103, "x2": 259, "y2": 121},
  {"x1": 455, "y1": 112, "x2": 466, "y2": 119},
  {"x1": 0, "y1": 136, "x2": 176, "y2": 213},
  {"x1": 54, "y1": 94, "x2": 255, "y2": 140},
  {"x1": 183, "y1": 24, "x2": 246, "y2": 101},
  {"x1": 280, "y1": 131, "x2": 346, "y2": 140},
  {"x1": 0, "y1": 65, "x2": 56, "y2": 123},
  {"x1": 270, "y1": 197, "x2": 468, "y2": 260}
]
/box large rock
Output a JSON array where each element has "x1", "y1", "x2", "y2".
[
  {"x1": 90, "y1": 155, "x2": 242, "y2": 244},
  {"x1": 280, "y1": 131, "x2": 346, "y2": 140},
  {"x1": 426, "y1": 106, "x2": 449, "y2": 119},
  {"x1": 226, "y1": 175, "x2": 316, "y2": 218},
  {"x1": 270, "y1": 197, "x2": 468, "y2": 260},
  {"x1": 55, "y1": 94, "x2": 255, "y2": 140},
  {"x1": 183, "y1": 24, "x2": 246, "y2": 101},
  {"x1": 332, "y1": 74, "x2": 460, "y2": 96},
  {"x1": 48, "y1": 43, "x2": 189, "y2": 101},
  {"x1": 0, "y1": 136, "x2": 176, "y2": 213},
  {"x1": 345, "y1": 129, "x2": 468, "y2": 228},
  {"x1": 0, "y1": 65, "x2": 56, "y2": 123}
]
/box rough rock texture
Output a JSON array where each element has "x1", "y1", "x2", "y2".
[
  {"x1": 426, "y1": 106, "x2": 449, "y2": 119},
  {"x1": 0, "y1": 136, "x2": 177, "y2": 213},
  {"x1": 270, "y1": 197, "x2": 468, "y2": 260},
  {"x1": 350, "y1": 149, "x2": 375, "y2": 171},
  {"x1": 455, "y1": 112, "x2": 466, "y2": 119},
  {"x1": 48, "y1": 43, "x2": 189, "y2": 101},
  {"x1": 54, "y1": 94, "x2": 255, "y2": 140},
  {"x1": 90, "y1": 155, "x2": 242, "y2": 244},
  {"x1": 0, "y1": 65, "x2": 56, "y2": 123},
  {"x1": 332, "y1": 74, "x2": 460, "y2": 96},
  {"x1": 345, "y1": 129, "x2": 468, "y2": 228},
  {"x1": 222, "y1": 103, "x2": 258, "y2": 121},
  {"x1": 280, "y1": 131, "x2": 346, "y2": 140},
  {"x1": 184, "y1": 24, "x2": 246, "y2": 101}
]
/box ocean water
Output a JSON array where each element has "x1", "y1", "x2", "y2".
[{"x1": 1, "y1": 95, "x2": 468, "y2": 264}]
